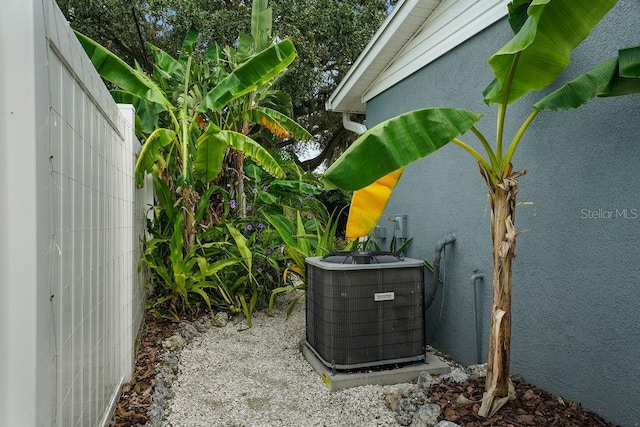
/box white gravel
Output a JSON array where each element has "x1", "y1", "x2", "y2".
[{"x1": 164, "y1": 292, "x2": 400, "y2": 427}]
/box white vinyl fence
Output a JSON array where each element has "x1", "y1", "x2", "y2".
[{"x1": 0, "y1": 1, "x2": 153, "y2": 426}]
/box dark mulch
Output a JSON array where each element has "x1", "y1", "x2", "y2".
[
  {"x1": 109, "y1": 313, "x2": 182, "y2": 427},
  {"x1": 110, "y1": 314, "x2": 619, "y2": 427},
  {"x1": 429, "y1": 377, "x2": 618, "y2": 426}
]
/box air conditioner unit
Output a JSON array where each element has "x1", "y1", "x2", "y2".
[{"x1": 305, "y1": 252, "x2": 425, "y2": 370}]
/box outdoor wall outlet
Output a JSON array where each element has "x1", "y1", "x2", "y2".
[{"x1": 394, "y1": 214, "x2": 408, "y2": 239}]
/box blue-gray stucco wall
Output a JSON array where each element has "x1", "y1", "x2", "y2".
[{"x1": 366, "y1": 1, "x2": 640, "y2": 425}]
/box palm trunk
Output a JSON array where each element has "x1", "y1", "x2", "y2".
[{"x1": 478, "y1": 168, "x2": 523, "y2": 417}]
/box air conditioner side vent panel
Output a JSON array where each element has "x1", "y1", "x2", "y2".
[{"x1": 305, "y1": 255, "x2": 425, "y2": 370}]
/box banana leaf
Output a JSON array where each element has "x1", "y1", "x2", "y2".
[
  {"x1": 193, "y1": 128, "x2": 228, "y2": 182},
  {"x1": 180, "y1": 27, "x2": 199, "y2": 55},
  {"x1": 534, "y1": 45, "x2": 640, "y2": 111},
  {"x1": 251, "y1": 0, "x2": 273, "y2": 52},
  {"x1": 152, "y1": 172, "x2": 177, "y2": 220},
  {"x1": 198, "y1": 39, "x2": 296, "y2": 112},
  {"x1": 620, "y1": 45, "x2": 640, "y2": 77},
  {"x1": 247, "y1": 107, "x2": 312, "y2": 141},
  {"x1": 221, "y1": 130, "x2": 285, "y2": 178},
  {"x1": 237, "y1": 32, "x2": 256, "y2": 63},
  {"x1": 195, "y1": 126, "x2": 285, "y2": 182},
  {"x1": 345, "y1": 168, "x2": 404, "y2": 240},
  {"x1": 269, "y1": 180, "x2": 321, "y2": 194},
  {"x1": 483, "y1": 0, "x2": 618, "y2": 105},
  {"x1": 205, "y1": 42, "x2": 224, "y2": 63},
  {"x1": 75, "y1": 30, "x2": 169, "y2": 107},
  {"x1": 134, "y1": 128, "x2": 176, "y2": 187},
  {"x1": 149, "y1": 43, "x2": 185, "y2": 80},
  {"x1": 506, "y1": 0, "x2": 532, "y2": 33},
  {"x1": 111, "y1": 90, "x2": 165, "y2": 136},
  {"x1": 322, "y1": 108, "x2": 482, "y2": 191},
  {"x1": 259, "y1": 90, "x2": 294, "y2": 117}
]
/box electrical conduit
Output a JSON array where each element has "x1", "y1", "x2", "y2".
[{"x1": 424, "y1": 234, "x2": 456, "y2": 345}]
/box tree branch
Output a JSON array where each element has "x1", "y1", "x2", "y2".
[{"x1": 299, "y1": 127, "x2": 353, "y2": 171}]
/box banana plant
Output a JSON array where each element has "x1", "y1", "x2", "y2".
[
  {"x1": 198, "y1": 0, "x2": 312, "y2": 215},
  {"x1": 75, "y1": 30, "x2": 293, "y2": 187},
  {"x1": 323, "y1": 0, "x2": 640, "y2": 417},
  {"x1": 75, "y1": 0, "x2": 311, "y2": 253}
]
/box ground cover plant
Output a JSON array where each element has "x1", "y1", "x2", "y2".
[{"x1": 323, "y1": 0, "x2": 640, "y2": 418}]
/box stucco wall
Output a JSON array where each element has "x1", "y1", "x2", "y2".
[{"x1": 366, "y1": 1, "x2": 640, "y2": 425}]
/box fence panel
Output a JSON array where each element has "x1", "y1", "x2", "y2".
[{"x1": 0, "y1": 1, "x2": 152, "y2": 426}]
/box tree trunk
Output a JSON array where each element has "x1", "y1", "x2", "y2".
[
  {"x1": 182, "y1": 187, "x2": 196, "y2": 254},
  {"x1": 235, "y1": 122, "x2": 250, "y2": 216},
  {"x1": 478, "y1": 168, "x2": 523, "y2": 417},
  {"x1": 238, "y1": 156, "x2": 246, "y2": 216}
]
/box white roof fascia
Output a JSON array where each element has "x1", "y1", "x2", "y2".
[
  {"x1": 325, "y1": 0, "x2": 442, "y2": 114},
  {"x1": 326, "y1": 0, "x2": 510, "y2": 114},
  {"x1": 363, "y1": 0, "x2": 509, "y2": 104}
]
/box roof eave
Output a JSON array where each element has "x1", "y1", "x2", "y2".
[
  {"x1": 326, "y1": 0, "x2": 510, "y2": 115},
  {"x1": 326, "y1": 0, "x2": 439, "y2": 114}
]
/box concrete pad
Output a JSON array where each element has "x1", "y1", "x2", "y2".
[{"x1": 301, "y1": 343, "x2": 450, "y2": 392}]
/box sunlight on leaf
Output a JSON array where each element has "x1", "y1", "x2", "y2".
[{"x1": 346, "y1": 168, "x2": 404, "y2": 240}]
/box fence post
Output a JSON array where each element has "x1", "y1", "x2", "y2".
[{"x1": 0, "y1": 1, "x2": 45, "y2": 426}]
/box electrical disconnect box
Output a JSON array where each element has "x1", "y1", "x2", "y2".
[{"x1": 394, "y1": 214, "x2": 408, "y2": 239}]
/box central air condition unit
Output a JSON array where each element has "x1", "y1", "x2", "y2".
[{"x1": 305, "y1": 252, "x2": 425, "y2": 370}]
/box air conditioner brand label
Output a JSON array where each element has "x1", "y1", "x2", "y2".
[{"x1": 374, "y1": 291, "x2": 395, "y2": 302}]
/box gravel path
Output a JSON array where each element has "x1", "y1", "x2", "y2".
[
  {"x1": 160, "y1": 291, "x2": 619, "y2": 427},
  {"x1": 164, "y1": 293, "x2": 400, "y2": 427}
]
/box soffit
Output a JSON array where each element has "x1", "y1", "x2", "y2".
[{"x1": 326, "y1": 0, "x2": 509, "y2": 114}]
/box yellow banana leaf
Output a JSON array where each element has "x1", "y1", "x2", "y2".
[{"x1": 346, "y1": 168, "x2": 404, "y2": 240}]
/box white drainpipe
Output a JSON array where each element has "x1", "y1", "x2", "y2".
[{"x1": 342, "y1": 112, "x2": 367, "y2": 135}]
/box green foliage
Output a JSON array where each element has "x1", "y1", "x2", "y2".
[
  {"x1": 264, "y1": 205, "x2": 345, "y2": 314},
  {"x1": 197, "y1": 39, "x2": 297, "y2": 111},
  {"x1": 77, "y1": 28, "x2": 291, "y2": 188},
  {"x1": 389, "y1": 236, "x2": 413, "y2": 256},
  {"x1": 270, "y1": 0, "x2": 396, "y2": 169},
  {"x1": 140, "y1": 184, "x2": 240, "y2": 318},
  {"x1": 232, "y1": 157, "x2": 346, "y2": 316},
  {"x1": 140, "y1": 158, "x2": 337, "y2": 324},
  {"x1": 77, "y1": 1, "x2": 326, "y2": 324},
  {"x1": 534, "y1": 46, "x2": 640, "y2": 110},
  {"x1": 483, "y1": 0, "x2": 619, "y2": 105},
  {"x1": 323, "y1": 108, "x2": 483, "y2": 190},
  {"x1": 344, "y1": 236, "x2": 412, "y2": 256},
  {"x1": 58, "y1": 0, "x2": 395, "y2": 170}
]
